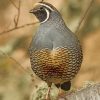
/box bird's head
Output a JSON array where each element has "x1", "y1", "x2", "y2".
[{"x1": 29, "y1": 2, "x2": 58, "y2": 23}]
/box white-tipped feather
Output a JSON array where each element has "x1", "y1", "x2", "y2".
[{"x1": 34, "y1": 2, "x2": 54, "y2": 11}]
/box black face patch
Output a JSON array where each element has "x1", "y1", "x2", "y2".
[
  {"x1": 34, "y1": 7, "x2": 48, "y2": 22},
  {"x1": 30, "y1": 3, "x2": 53, "y2": 23}
]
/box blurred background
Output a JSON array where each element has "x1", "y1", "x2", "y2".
[{"x1": 0, "y1": 0, "x2": 100, "y2": 100}]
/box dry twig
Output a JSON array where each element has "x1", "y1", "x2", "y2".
[
  {"x1": 0, "y1": 0, "x2": 36, "y2": 79},
  {"x1": 15, "y1": 0, "x2": 21, "y2": 27},
  {"x1": 0, "y1": 0, "x2": 94, "y2": 35},
  {"x1": 41, "y1": 0, "x2": 44, "y2": 2},
  {"x1": 0, "y1": 0, "x2": 38, "y2": 35},
  {"x1": 0, "y1": 22, "x2": 38, "y2": 35},
  {"x1": 75, "y1": 0, "x2": 94, "y2": 35},
  {"x1": 9, "y1": 0, "x2": 18, "y2": 9},
  {"x1": 9, "y1": 0, "x2": 21, "y2": 27},
  {"x1": 0, "y1": 49, "x2": 32, "y2": 77}
]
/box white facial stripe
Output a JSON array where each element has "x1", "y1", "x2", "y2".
[
  {"x1": 34, "y1": 3, "x2": 54, "y2": 11},
  {"x1": 41, "y1": 8, "x2": 50, "y2": 23}
]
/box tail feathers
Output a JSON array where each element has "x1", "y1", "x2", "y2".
[{"x1": 55, "y1": 81, "x2": 71, "y2": 91}]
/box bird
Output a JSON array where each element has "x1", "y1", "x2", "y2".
[{"x1": 29, "y1": 1, "x2": 83, "y2": 100}]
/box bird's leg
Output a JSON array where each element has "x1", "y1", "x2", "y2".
[
  {"x1": 55, "y1": 83, "x2": 64, "y2": 96},
  {"x1": 45, "y1": 87, "x2": 51, "y2": 100},
  {"x1": 58, "y1": 88, "x2": 66, "y2": 97},
  {"x1": 45, "y1": 82, "x2": 52, "y2": 100},
  {"x1": 58, "y1": 86, "x2": 66, "y2": 98},
  {"x1": 58, "y1": 87, "x2": 62, "y2": 94}
]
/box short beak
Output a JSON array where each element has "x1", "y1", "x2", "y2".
[
  {"x1": 29, "y1": 3, "x2": 40, "y2": 13},
  {"x1": 29, "y1": 9, "x2": 34, "y2": 13}
]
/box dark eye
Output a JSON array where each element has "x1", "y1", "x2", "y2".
[{"x1": 40, "y1": 7, "x2": 44, "y2": 10}]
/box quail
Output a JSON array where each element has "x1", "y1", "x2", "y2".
[{"x1": 29, "y1": 1, "x2": 83, "y2": 99}]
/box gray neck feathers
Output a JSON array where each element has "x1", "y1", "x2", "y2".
[
  {"x1": 38, "y1": 11, "x2": 73, "y2": 37},
  {"x1": 40, "y1": 11, "x2": 66, "y2": 28}
]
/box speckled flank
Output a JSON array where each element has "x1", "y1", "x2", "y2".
[{"x1": 29, "y1": 46, "x2": 82, "y2": 84}]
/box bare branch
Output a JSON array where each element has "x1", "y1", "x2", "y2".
[
  {"x1": 0, "y1": 49, "x2": 32, "y2": 76},
  {"x1": 10, "y1": 0, "x2": 21, "y2": 27},
  {"x1": 9, "y1": 0, "x2": 18, "y2": 9},
  {"x1": 14, "y1": 15, "x2": 17, "y2": 26},
  {"x1": 3, "y1": 21, "x2": 12, "y2": 32},
  {"x1": 41, "y1": 0, "x2": 44, "y2": 2},
  {"x1": 0, "y1": 0, "x2": 39, "y2": 35},
  {"x1": 75, "y1": 0, "x2": 94, "y2": 35},
  {"x1": 15, "y1": 0, "x2": 21, "y2": 27},
  {"x1": 0, "y1": 21, "x2": 38, "y2": 35}
]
